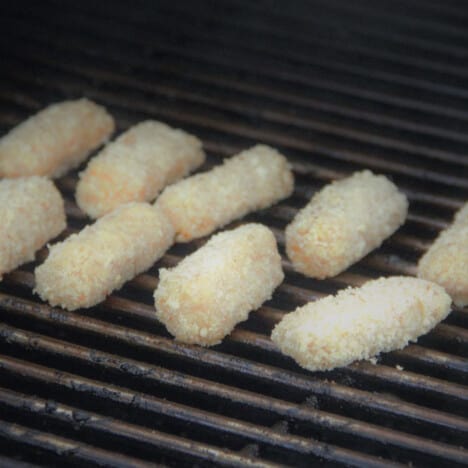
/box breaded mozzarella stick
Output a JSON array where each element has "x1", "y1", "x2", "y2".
[
  {"x1": 154, "y1": 223, "x2": 284, "y2": 346},
  {"x1": 35, "y1": 203, "x2": 174, "y2": 310},
  {"x1": 418, "y1": 201, "x2": 468, "y2": 307},
  {"x1": 286, "y1": 170, "x2": 408, "y2": 279},
  {"x1": 0, "y1": 99, "x2": 114, "y2": 178},
  {"x1": 0, "y1": 177, "x2": 66, "y2": 279},
  {"x1": 272, "y1": 277, "x2": 451, "y2": 372},
  {"x1": 76, "y1": 121, "x2": 205, "y2": 218},
  {"x1": 156, "y1": 145, "x2": 294, "y2": 242}
]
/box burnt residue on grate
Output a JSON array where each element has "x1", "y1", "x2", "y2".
[{"x1": 0, "y1": 0, "x2": 467, "y2": 466}]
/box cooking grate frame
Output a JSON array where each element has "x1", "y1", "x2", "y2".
[{"x1": 0, "y1": 0, "x2": 467, "y2": 466}]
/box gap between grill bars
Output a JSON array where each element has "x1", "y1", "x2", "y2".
[{"x1": 0, "y1": 0, "x2": 467, "y2": 466}]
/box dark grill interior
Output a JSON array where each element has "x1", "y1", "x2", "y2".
[{"x1": 0, "y1": 0, "x2": 467, "y2": 466}]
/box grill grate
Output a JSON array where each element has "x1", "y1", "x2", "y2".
[{"x1": 0, "y1": 0, "x2": 467, "y2": 466}]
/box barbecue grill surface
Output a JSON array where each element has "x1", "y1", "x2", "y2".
[{"x1": 0, "y1": 0, "x2": 467, "y2": 466}]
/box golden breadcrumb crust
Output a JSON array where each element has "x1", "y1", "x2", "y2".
[
  {"x1": 271, "y1": 276, "x2": 451, "y2": 372},
  {"x1": 286, "y1": 170, "x2": 408, "y2": 279},
  {"x1": 418, "y1": 201, "x2": 468, "y2": 307},
  {"x1": 154, "y1": 223, "x2": 284, "y2": 346},
  {"x1": 35, "y1": 203, "x2": 174, "y2": 310},
  {"x1": 0, "y1": 177, "x2": 66, "y2": 279},
  {"x1": 76, "y1": 120, "x2": 205, "y2": 218},
  {"x1": 156, "y1": 144, "x2": 294, "y2": 242},
  {"x1": 0, "y1": 98, "x2": 114, "y2": 178}
]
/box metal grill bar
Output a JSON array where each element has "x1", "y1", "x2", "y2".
[
  {"x1": 402, "y1": 0, "x2": 468, "y2": 21},
  {"x1": 7, "y1": 252, "x2": 467, "y2": 392},
  {"x1": 2, "y1": 11, "x2": 463, "y2": 154},
  {"x1": 1, "y1": 292, "x2": 467, "y2": 438},
  {"x1": 0, "y1": 0, "x2": 467, "y2": 465},
  {"x1": 235, "y1": 0, "x2": 468, "y2": 44},
  {"x1": 5, "y1": 4, "x2": 468, "y2": 126},
  {"x1": 0, "y1": 387, "x2": 276, "y2": 468},
  {"x1": 224, "y1": 2, "x2": 466, "y2": 51},
  {"x1": 126, "y1": 4, "x2": 468, "y2": 93},
  {"x1": 0, "y1": 358, "x2": 394, "y2": 467},
  {"x1": 47, "y1": 0, "x2": 468, "y2": 73},
  {"x1": 4, "y1": 48, "x2": 468, "y2": 171},
  {"x1": 1, "y1": 43, "x2": 466, "y2": 193},
  {"x1": 0, "y1": 420, "x2": 160, "y2": 468},
  {"x1": 1, "y1": 58, "x2": 467, "y2": 197},
  {"x1": 3, "y1": 50, "x2": 466, "y2": 160},
  {"x1": 0, "y1": 100, "x2": 461, "y2": 279},
  {"x1": 0, "y1": 325, "x2": 464, "y2": 466},
  {"x1": 1, "y1": 290, "x2": 466, "y2": 420},
  {"x1": 32, "y1": 1, "x2": 468, "y2": 103}
]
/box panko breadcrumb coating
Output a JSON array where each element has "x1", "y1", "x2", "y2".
[
  {"x1": 76, "y1": 121, "x2": 205, "y2": 218},
  {"x1": 418, "y1": 201, "x2": 468, "y2": 307},
  {"x1": 286, "y1": 170, "x2": 408, "y2": 279},
  {"x1": 271, "y1": 276, "x2": 451, "y2": 372},
  {"x1": 35, "y1": 203, "x2": 174, "y2": 310},
  {"x1": 0, "y1": 177, "x2": 65, "y2": 279},
  {"x1": 0, "y1": 99, "x2": 114, "y2": 178},
  {"x1": 154, "y1": 223, "x2": 284, "y2": 346},
  {"x1": 156, "y1": 144, "x2": 294, "y2": 242}
]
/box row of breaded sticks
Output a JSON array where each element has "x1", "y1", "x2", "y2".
[{"x1": 0, "y1": 99, "x2": 465, "y2": 371}]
